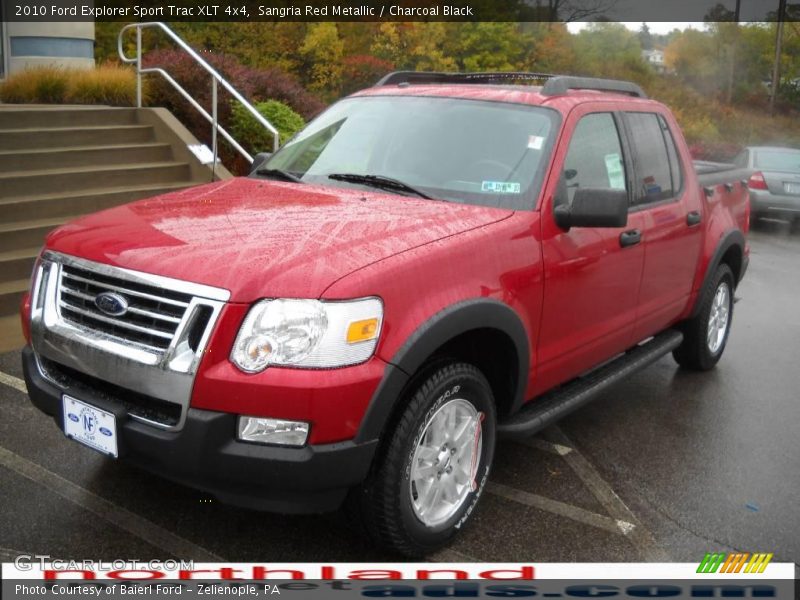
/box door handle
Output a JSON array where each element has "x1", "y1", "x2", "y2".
[
  {"x1": 619, "y1": 229, "x2": 642, "y2": 248},
  {"x1": 687, "y1": 211, "x2": 702, "y2": 226}
]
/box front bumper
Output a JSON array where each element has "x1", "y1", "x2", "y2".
[{"x1": 22, "y1": 346, "x2": 378, "y2": 514}]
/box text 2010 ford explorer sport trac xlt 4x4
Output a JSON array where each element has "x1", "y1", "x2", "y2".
[{"x1": 20, "y1": 73, "x2": 750, "y2": 556}]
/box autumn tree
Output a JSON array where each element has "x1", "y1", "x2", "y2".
[
  {"x1": 405, "y1": 23, "x2": 459, "y2": 72},
  {"x1": 665, "y1": 29, "x2": 718, "y2": 95},
  {"x1": 300, "y1": 23, "x2": 344, "y2": 100},
  {"x1": 572, "y1": 22, "x2": 651, "y2": 83},
  {"x1": 456, "y1": 23, "x2": 528, "y2": 71},
  {"x1": 638, "y1": 23, "x2": 654, "y2": 50},
  {"x1": 525, "y1": 22, "x2": 576, "y2": 73}
]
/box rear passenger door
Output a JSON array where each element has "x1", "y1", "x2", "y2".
[{"x1": 622, "y1": 111, "x2": 703, "y2": 341}]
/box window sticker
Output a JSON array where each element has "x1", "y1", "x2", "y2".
[
  {"x1": 604, "y1": 153, "x2": 626, "y2": 189},
  {"x1": 482, "y1": 181, "x2": 521, "y2": 194},
  {"x1": 527, "y1": 135, "x2": 545, "y2": 150}
]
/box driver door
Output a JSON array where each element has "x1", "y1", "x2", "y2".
[{"x1": 534, "y1": 108, "x2": 646, "y2": 394}]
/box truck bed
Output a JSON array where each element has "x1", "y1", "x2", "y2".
[{"x1": 693, "y1": 160, "x2": 752, "y2": 188}]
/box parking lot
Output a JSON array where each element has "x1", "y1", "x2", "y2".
[{"x1": 0, "y1": 223, "x2": 798, "y2": 565}]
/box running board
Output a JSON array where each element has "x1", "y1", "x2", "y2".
[{"x1": 498, "y1": 329, "x2": 684, "y2": 438}]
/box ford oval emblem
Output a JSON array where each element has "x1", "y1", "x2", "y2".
[
  {"x1": 94, "y1": 292, "x2": 128, "y2": 317},
  {"x1": 99, "y1": 427, "x2": 113, "y2": 437},
  {"x1": 68, "y1": 413, "x2": 79, "y2": 423}
]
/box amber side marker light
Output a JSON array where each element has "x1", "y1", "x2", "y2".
[{"x1": 347, "y1": 318, "x2": 380, "y2": 344}]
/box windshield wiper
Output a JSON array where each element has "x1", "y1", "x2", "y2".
[
  {"x1": 328, "y1": 173, "x2": 433, "y2": 200},
  {"x1": 255, "y1": 168, "x2": 303, "y2": 183}
]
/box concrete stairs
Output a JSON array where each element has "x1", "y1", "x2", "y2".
[{"x1": 0, "y1": 105, "x2": 229, "y2": 352}]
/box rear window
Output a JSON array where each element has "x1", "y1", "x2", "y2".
[
  {"x1": 754, "y1": 150, "x2": 800, "y2": 173},
  {"x1": 625, "y1": 112, "x2": 679, "y2": 204}
]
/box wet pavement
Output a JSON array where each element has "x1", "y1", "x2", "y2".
[{"x1": 0, "y1": 220, "x2": 798, "y2": 565}]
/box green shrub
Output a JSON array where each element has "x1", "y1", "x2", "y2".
[
  {"x1": 230, "y1": 100, "x2": 305, "y2": 155},
  {"x1": 0, "y1": 65, "x2": 141, "y2": 106}
]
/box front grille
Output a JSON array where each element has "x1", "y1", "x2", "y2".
[
  {"x1": 58, "y1": 264, "x2": 192, "y2": 352},
  {"x1": 40, "y1": 356, "x2": 182, "y2": 427}
]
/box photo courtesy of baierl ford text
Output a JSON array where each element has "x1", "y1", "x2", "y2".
[{"x1": 0, "y1": 0, "x2": 797, "y2": 597}]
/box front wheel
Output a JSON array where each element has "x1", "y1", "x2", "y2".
[
  {"x1": 356, "y1": 362, "x2": 496, "y2": 557},
  {"x1": 673, "y1": 263, "x2": 735, "y2": 371}
]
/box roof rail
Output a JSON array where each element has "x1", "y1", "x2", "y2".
[
  {"x1": 540, "y1": 76, "x2": 647, "y2": 98},
  {"x1": 375, "y1": 71, "x2": 558, "y2": 87},
  {"x1": 374, "y1": 71, "x2": 647, "y2": 99}
]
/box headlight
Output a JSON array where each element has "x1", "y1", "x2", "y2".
[{"x1": 231, "y1": 297, "x2": 383, "y2": 372}]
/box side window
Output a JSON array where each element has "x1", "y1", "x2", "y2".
[
  {"x1": 659, "y1": 115, "x2": 683, "y2": 194},
  {"x1": 562, "y1": 113, "x2": 627, "y2": 205},
  {"x1": 625, "y1": 112, "x2": 676, "y2": 204}
]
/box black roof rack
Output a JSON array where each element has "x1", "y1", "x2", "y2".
[
  {"x1": 374, "y1": 71, "x2": 558, "y2": 87},
  {"x1": 374, "y1": 71, "x2": 647, "y2": 99},
  {"x1": 540, "y1": 76, "x2": 647, "y2": 98}
]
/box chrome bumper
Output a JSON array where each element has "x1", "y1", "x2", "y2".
[{"x1": 29, "y1": 251, "x2": 229, "y2": 431}]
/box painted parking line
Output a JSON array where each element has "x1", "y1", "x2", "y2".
[
  {"x1": 545, "y1": 426, "x2": 669, "y2": 561},
  {"x1": 487, "y1": 481, "x2": 635, "y2": 536},
  {"x1": 1, "y1": 367, "x2": 662, "y2": 560},
  {"x1": 0, "y1": 445, "x2": 224, "y2": 562},
  {"x1": 0, "y1": 370, "x2": 26, "y2": 394},
  {"x1": 523, "y1": 437, "x2": 573, "y2": 456}
]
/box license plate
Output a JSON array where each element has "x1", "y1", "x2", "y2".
[
  {"x1": 63, "y1": 395, "x2": 118, "y2": 458},
  {"x1": 784, "y1": 182, "x2": 800, "y2": 195}
]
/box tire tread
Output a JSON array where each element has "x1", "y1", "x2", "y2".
[
  {"x1": 357, "y1": 362, "x2": 491, "y2": 557},
  {"x1": 673, "y1": 263, "x2": 734, "y2": 371}
]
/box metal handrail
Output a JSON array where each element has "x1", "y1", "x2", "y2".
[{"x1": 118, "y1": 22, "x2": 279, "y2": 165}]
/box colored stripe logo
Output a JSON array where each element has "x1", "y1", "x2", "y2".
[{"x1": 697, "y1": 552, "x2": 774, "y2": 574}]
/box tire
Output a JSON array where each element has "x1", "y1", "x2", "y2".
[
  {"x1": 355, "y1": 362, "x2": 496, "y2": 557},
  {"x1": 673, "y1": 263, "x2": 735, "y2": 371}
]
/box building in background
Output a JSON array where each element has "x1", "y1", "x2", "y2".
[
  {"x1": 641, "y1": 48, "x2": 667, "y2": 74},
  {"x1": 1, "y1": 18, "x2": 6, "y2": 79},
  {"x1": 0, "y1": 2, "x2": 95, "y2": 79}
]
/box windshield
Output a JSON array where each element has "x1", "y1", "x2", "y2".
[
  {"x1": 258, "y1": 95, "x2": 558, "y2": 210},
  {"x1": 754, "y1": 149, "x2": 800, "y2": 173}
]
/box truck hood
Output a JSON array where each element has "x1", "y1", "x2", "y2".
[{"x1": 46, "y1": 178, "x2": 512, "y2": 302}]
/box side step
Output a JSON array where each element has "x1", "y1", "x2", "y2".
[{"x1": 498, "y1": 329, "x2": 684, "y2": 438}]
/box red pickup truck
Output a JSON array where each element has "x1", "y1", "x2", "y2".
[{"x1": 20, "y1": 73, "x2": 750, "y2": 556}]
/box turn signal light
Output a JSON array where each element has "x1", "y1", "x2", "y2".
[{"x1": 347, "y1": 318, "x2": 380, "y2": 344}]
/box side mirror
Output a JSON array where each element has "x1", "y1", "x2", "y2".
[
  {"x1": 554, "y1": 188, "x2": 629, "y2": 230},
  {"x1": 249, "y1": 152, "x2": 273, "y2": 174}
]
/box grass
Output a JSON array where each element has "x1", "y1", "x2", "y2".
[{"x1": 0, "y1": 64, "x2": 146, "y2": 106}]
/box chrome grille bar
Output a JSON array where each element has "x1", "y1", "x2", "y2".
[
  {"x1": 31, "y1": 251, "x2": 230, "y2": 432},
  {"x1": 60, "y1": 286, "x2": 183, "y2": 325},
  {"x1": 58, "y1": 301, "x2": 175, "y2": 340},
  {"x1": 61, "y1": 270, "x2": 191, "y2": 308}
]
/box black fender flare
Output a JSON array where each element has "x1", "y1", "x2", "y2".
[
  {"x1": 691, "y1": 229, "x2": 746, "y2": 318},
  {"x1": 355, "y1": 298, "x2": 530, "y2": 443}
]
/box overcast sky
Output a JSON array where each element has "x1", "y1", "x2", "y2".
[
  {"x1": 561, "y1": 0, "x2": 781, "y2": 24},
  {"x1": 566, "y1": 22, "x2": 706, "y2": 35}
]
